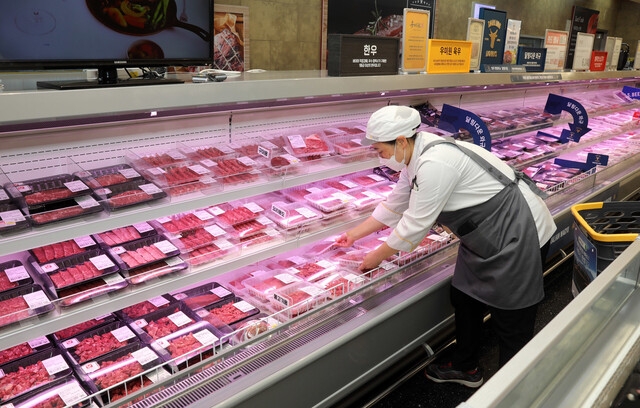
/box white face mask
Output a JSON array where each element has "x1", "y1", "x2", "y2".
[{"x1": 380, "y1": 141, "x2": 406, "y2": 172}]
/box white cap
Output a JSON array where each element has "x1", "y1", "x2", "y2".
[{"x1": 361, "y1": 106, "x2": 421, "y2": 146}]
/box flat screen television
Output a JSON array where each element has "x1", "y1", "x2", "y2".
[{"x1": 0, "y1": 0, "x2": 214, "y2": 89}]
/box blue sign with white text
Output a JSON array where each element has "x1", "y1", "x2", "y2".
[
  {"x1": 438, "y1": 104, "x2": 491, "y2": 150},
  {"x1": 554, "y1": 153, "x2": 609, "y2": 171},
  {"x1": 516, "y1": 47, "x2": 547, "y2": 72},
  {"x1": 544, "y1": 94, "x2": 591, "y2": 143},
  {"x1": 622, "y1": 86, "x2": 640, "y2": 100}
]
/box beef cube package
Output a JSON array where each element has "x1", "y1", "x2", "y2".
[
  {"x1": 196, "y1": 296, "x2": 260, "y2": 328},
  {"x1": 1, "y1": 375, "x2": 94, "y2": 408},
  {"x1": 0, "y1": 260, "x2": 34, "y2": 295},
  {"x1": 202, "y1": 156, "x2": 263, "y2": 186},
  {"x1": 172, "y1": 282, "x2": 235, "y2": 311},
  {"x1": 270, "y1": 281, "x2": 331, "y2": 317},
  {"x1": 0, "y1": 336, "x2": 53, "y2": 367},
  {"x1": 0, "y1": 285, "x2": 54, "y2": 328},
  {"x1": 152, "y1": 320, "x2": 227, "y2": 370},
  {"x1": 53, "y1": 314, "x2": 117, "y2": 342},
  {"x1": 129, "y1": 303, "x2": 200, "y2": 343},
  {"x1": 59, "y1": 320, "x2": 139, "y2": 365},
  {"x1": 143, "y1": 162, "x2": 219, "y2": 197},
  {"x1": 116, "y1": 295, "x2": 177, "y2": 321}
]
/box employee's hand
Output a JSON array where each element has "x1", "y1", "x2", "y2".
[
  {"x1": 335, "y1": 232, "x2": 355, "y2": 248},
  {"x1": 359, "y1": 251, "x2": 384, "y2": 271}
]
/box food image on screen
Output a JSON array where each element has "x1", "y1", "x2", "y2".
[{"x1": 128, "y1": 39, "x2": 164, "y2": 59}]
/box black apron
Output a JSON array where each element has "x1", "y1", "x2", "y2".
[{"x1": 415, "y1": 138, "x2": 548, "y2": 310}]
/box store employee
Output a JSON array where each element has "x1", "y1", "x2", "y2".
[{"x1": 337, "y1": 105, "x2": 556, "y2": 388}]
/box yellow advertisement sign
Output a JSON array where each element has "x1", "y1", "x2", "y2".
[
  {"x1": 401, "y1": 9, "x2": 430, "y2": 73},
  {"x1": 427, "y1": 39, "x2": 472, "y2": 74}
]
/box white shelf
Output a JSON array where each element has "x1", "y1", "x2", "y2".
[
  {"x1": 0, "y1": 214, "x2": 370, "y2": 349},
  {"x1": 0, "y1": 158, "x2": 379, "y2": 257}
]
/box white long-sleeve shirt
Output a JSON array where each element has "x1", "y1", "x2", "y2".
[{"x1": 372, "y1": 132, "x2": 557, "y2": 253}]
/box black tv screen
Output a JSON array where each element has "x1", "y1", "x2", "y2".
[{"x1": 0, "y1": 0, "x2": 213, "y2": 71}]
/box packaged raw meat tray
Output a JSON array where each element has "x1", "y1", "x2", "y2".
[
  {"x1": 242, "y1": 272, "x2": 303, "y2": 302},
  {"x1": 280, "y1": 186, "x2": 321, "y2": 203},
  {"x1": 96, "y1": 179, "x2": 167, "y2": 211},
  {"x1": 131, "y1": 148, "x2": 189, "y2": 168},
  {"x1": 121, "y1": 256, "x2": 188, "y2": 285},
  {"x1": 322, "y1": 124, "x2": 366, "y2": 138},
  {"x1": 116, "y1": 295, "x2": 176, "y2": 321},
  {"x1": 172, "y1": 282, "x2": 234, "y2": 311},
  {"x1": 0, "y1": 348, "x2": 72, "y2": 404},
  {"x1": 0, "y1": 186, "x2": 10, "y2": 205},
  {"x1": 228, "y1": 313, "x2": 276, "y2": 346},
  {"x1": 9, "y1": 174, "x2": 92, "y2": 209},
  {"x1": 56, "y1": 274, "x2": 128, "y2": 308},
  {"x1": 329, "y1": 135, "x2": 374, "y2": 163},
  {"x1": 0, "y1": 285, "x2": 53, "y2": 328},
  {"x1": 196, "y1": 297, "x2": 260, "y2": 327},
  {"x1": 346, "y1": 173, "x2": 388, "y2": 189},
  {"x1": 315, "y1": 270, "x2": 368, "y2": 297},
  {"x1": 349, "y1": 189, "x2": 384, "y2": 211},
  {"x1": 2, "y1": 376, "x2": 93, "y2": 408},
  {"x1": 79, "y1": 163, "x2": 144, "y2": 189},
  {"x1": 169, "y1": 224, "x2": 233, "y2": 253},
  {"x1": 0, "y1": 336, "x2": 52, "y2": 367},
  {"x1": 61, "y1": 320, "x2": 139, "y2": 364},
  {"x1": 239, "y1": 227, "x2": 282, "y2": 251},
  {"x1": 109, "y1": 235, "x2": 180, "y2": 272},
  {"x1": 34, "y1": 249, "x2": 120, "y2": 295},
  {"x1": 184, "y1": 143, "x2": 235, "y2": 161},
  {"x1": 283, "y1": 132, "x2": 333, "y2": 160},
  {"x1": 53, "y1": 314, "x2": 116, "y2": 342},
  {"x1": 144, "y1": 163, "x2": 217, "y2": 197},
  {"x1": 79, "y1": 342, "x2": 167, "y2": 405},
  {"x1": 94, "y1": 222, "x2": 157, "y2": 247},
  {"x1": 323, "y1": 178, "x2": 360, "y2": 192},
  {"x1": 30, "y1": 236, "x2": 99, "y2": 264},
  {"x1": 210, "y1": 201, "x2": 264, "y2": 227},
  {"x1": 153, "y1": 209, "x2": 217, "y2": 236},
  {"x1": 27, "y1": 197, "x2": 104, "y2": 226},
  {"x1": 0, "y1": 260, "x2": 33, "y2": 294},
  {"x1": 130, "y1": 304, "x2": 199, "y2": 342},
  {"x1": 206, "y1": 156, "x2": 262, "y2": 186},
  {"x1": 185, "y1": 238, "x2": 238, "y2": 266},
  {"x1": 0, "y1": 204, "x2": 30, "y2": 236},
  {"x1": 270, "y1": 281, "x2": 331, "y2": 317},
  {"x1": 304, "y1": 188, "x2": 353, "y2": 213},
  {"x1": 332, "y1": 249, "x2": 367, "y2": 269},
  {"x1": 288, "y1": 259, "x2": 339, "y2": 282},
  {"x1": 266, "y1": 201, "x2": 323, "y2": 231},
  {"x1": 265, "y1": 154, "x2": 303, "y2": 178},
  {"x1": 228, "y1": 140, "x2": 264, "y2": 159},
  {"x1": 264, "y1": 254, "x2": 309, "y2": 270}
]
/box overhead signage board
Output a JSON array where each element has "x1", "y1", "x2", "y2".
[
  {"x1": 572, "y1": 32, "x2": 595, "y2": 71},
  {"x1": 427, "y1": 39, "x2": 472, "y2": 73},
  {"x1": 543, "y1": 29, "x2": 569, "y2": 71},
  {"x1": 401, "y1": 8, "x2": 430, "y2": 73},
  {"x1": 466, "y1": 18, "x2": 485, "y2": 71}
]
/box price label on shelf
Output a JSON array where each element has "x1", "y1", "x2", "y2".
[
  {"x1": 274, "y1": 273, "x2": 298, "y2": 284},
  {"x1": 112, "y1": 246, "x2": 126, "y2": 255},
  {"x1": 363, "y1": 191, "x2": 380, "y2": 198},
  {"x1": 156, "y1": 338, "x2": 170, "y2": 349},
  {"x1": 134, "y1": 319, "x2": 148, "y2": 328},
  {"x1": 15, "y1": 184, "x2": 32, "y2": 193},
  {"x1": 168, "y1": 311, "x2": 192, "y2": 327},
  {"x1": 286, "y1": 267, "x2": 301, "y2": 275},
  {"x1": 238, "y1": 156, "x2": 257, "y2": 166},
  {"x1": 287, "y1": 134, "x2": 307, "y2": 149},
  {"x1": 188, "y1": 165, "x2": 211, "y2": 175},
  {"x1": 340, "y1": 180, "x2": 358, "y2": 189},
  {"x1": 81, "y1": 361, "x2": 100, "y2": 374},
  {"x1": 119, "y1": 168, "x2": 141, "y2": 179},
  {"x1": 64, "y1": 180, "x2": 90, "y2": 192},
  {"x1": 0, "y1": 189, "x2": 8, "y2": 201},
  {"x1": 218, "y1": 145, "x2": 234, "y2": 154},
  {"x1": 154, "y1": 240, "x2": 178, "y2": 254},
  {"x1": 332, "y1": 192, "x2": 354, "y2": 202},
  {"x1": 90, "y1": 255, "x2": 115, "y2": 271},
  {"x1": 111, "y1": 326, "x2": 136, "y2": 342},
  {"x1": 103, "y1": 274, "x2": 125, "y2": 285},
  {"x1": 301, "y1": 285, "x2": 324, "y2": 297},
  {"x1": 5, "y1": 266, "x2": 29, "y2": 282},
  {"x1": 147, "y1": 368, "x2": 171, "y2": 383},
  {"x1": 149, "y1": 296, "x2": 170, "y2": 307},
  {"x1": 58, "y1": 382, "x2": 88, "y2": 406},
  {"x1": 139, "y1": 183, "x2": 163, "y2": 195},
  {"x1": 205, "y1": 224, "x2": 226, "y2": 237},
  {"x1": 157, "y1": 217, "x2": 172, "y2": 224},
  {"x1": 27, "y1": 336, "x2": 50, "y2": 348},
  {"x1": 193, "y1": 329, "x2": 219, "y2": 346},
  {"x1": 317, "y1": 260, "x2": 334, "y2": 269},
  {"x1": 243, "y1": 202, "x2": 264, "y2": 213},
  {"x1": 196, "y1": 309, "x2": 209, "y2": 318},
  {"x1": 287, "y1": 256, "x2": 307, "y2": 265},
  {"x1": 201, "y1": 159, "x2": 217, "y2": 167},
  {"x1": 344, "y1": 273, "x2": 365, "y2": 284},
  {"x1": 134, "y1": 222, "x2": 154, "y2": 233},
  {"x1": 296, "y1": 207, "x2": 317, "y2": 219},
  {"x1": 41, "y1": 263, "x2": 59, "y2": 273},
  {"x1": 24, "y1": 291, "x2": 51, "y2": 309},
  {"x1": 208, "y1": 206, "x2": 225, "y2": 216},
  {"x1": 256, "y1": 215, "x2": 273, "y2": 225},
  {"x1": 0, "y1": 210, "x2": 25, "y2": 224},
  {"x1": 132, "y1": 347, "x2": 158, "y2": 366},
  {"x1": 215, "y1": 238, "x2": 234, "y2": 250},
  {"x1": 233, "y1": 300, "x2": 256, "y2": 313},
  {"x1": 257, "y1": 145, "x2": 270, "y2": 159},
  {"x1": 168, "y1": 151, "x2": 186, "y2": 160},
  {"x1": 42, "y1": 355, "x2": 69, "y2": 376},
  {"x1": 74, "y1": 196, "x2": 100, "y2": 209},
  {"x1": 74, "y1": 235, "x2": 96, "y2": 248},
  {"x1": 165, "y1": 257, "x2": 184, "y2": 267},
  {"x1": 63, "y1": 338, "x2": 79, "y2": 348},
  {"x1": 194, "y1": 210, "x2": 214, "y2": 221},
  {"x1": 211, "y1": 286, "x2": 231, "y2": 298}
]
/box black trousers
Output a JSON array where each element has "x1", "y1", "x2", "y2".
[{"x1": 450, "y1": 241, "x2": 550, "y2": 370}]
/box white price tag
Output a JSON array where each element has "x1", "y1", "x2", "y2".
[
  {"x1": 296, "y1": 207, "x2": 317, "y2": 219},
  {"x1": 286, "y1": 267, "x2": 300, "y2": 275},
  {"x1": 42, "y1": 355, "x2": 69, "y2": 376},
  {"x1": 201, "y1": 159, "x2": 217, "y2": 167},
  {"x1": 317, "y1": 260, "x2": 334, "y2": 269},
  {"x1": 134, "y1": 222, "x2": 154, "y2": 233},
  {"x1": 73, "y1": 235, "x2": 96, "y2": 248},
  {"x1": 238, "y1": 156, "x2": 257, "y2": 166},
  {"x1": 118, "y1": 168, "x2": 140, "y2": 179},
  {"x1": 194, "y1": 210, "x2": 214, "y2": 221},
  {"x1": 134, "y1": 318, "x2": 148, "y2": 328},
  {"x1": 0, "y1": 369, "x2": 4, "y2": 379},
  {"x1": 168, "y1": 311, "x2": 192, "y2": 327},
  {"x1": 63, "y1": 338, "x2": 79, "y2": 348},
  {"x1": 168, "y1": 151, "x2": 186, "y2": 160},
  {"x1": 27, "y1": 336, "x2": 50, "y2": 348},
  {"x1": 0, "y1": 210, "x2": 25, "y2": 224},
  {"x1": 205, "y1": 224, "x2": 226, "y2": 237},
  {"x1": 274, "y1": 273, "x2": 298, "y2": 284},
  {"x1": 219, "y1": 145, "x2": 235, "y2": 154},
  {"x1": 102, "y1": 274, "x2": 125, "y2": 285},
  {"x1": 380, "y1": 262, "x2": 395, "y2": 271},
  {"x1": 156, "y1": 338, "x2": 170, "y2": 349},
  {"x1": 340, "y1": 180, "x2": 358, "y2": 189},
  {"x1": 282, "y1": 154, "x2": 300, "y2": 164},
  {"x1": 188, "y1": 165, "x2": 211, "y2": 175},
  {"x1": 256, "y1": 215, "x2": 273, "y2": 225},
  {"x1": 243, "y1": 202, "x2": 264, "y2": 213},
  {"x1": 196, "y1": 309, "x2": 209, "y2": 318},
  {"x1": 201, "y1": 176, "x2": 217, "y2": 185},
  {"x1": 211, "y1": 286, "x2": 232, "y2": 298},
  {"x1": 132, "y1": 347, "x2": 158, "y2": 366},
  {"x1": 208, "y1": 206, "x2": 225, "y2": 216},
  {"x1": 427, "y1": 234, "x2": 448, "y2": 242},
  {"x1": 307, "y1": 187, "x2": 323, "y2": 194},
  {"x1": 15, "y1": 184, "x2": 32, "y2": 193},
  {"x1": 24, "y1": 291, "x2": 51, "y2": 309},
  {"x1": 165, "y1": 257, "x2": 184, "y2": 267},
  {"x1": 58, "y1": 382, "x2": 88, "y2": 406},
  {"x1": 97, "y1": 188, "x2": 111, "y2": 196},
  {"x1": 0, "y1": 189, "x2": 8, "y2": 201},
  {"x1": 257, "y1": 145, "x2": 270, "y2": 159},
  {"x1": 90, "y1": 255, "x2": 115, "y2": 271},
  {"x1": 5, "y1": 266, "x2": 29, "y2": 282},
  {"x1": 154, "y1": 240, "x2": 178, "y2": 254},
  {"x1": 64, "y1": 180, "x2": 89, "y2": 192},
  {"x1": 287, "y1": 256, "x2": 307, "y2": 265},
  {"x1": 368, "y1": 174, "x2": 385, "y2": 182},
  {"x1": 139, "y1": 183, "x2": 163, "y2": 195},
  {"x1": 363, "y1": 191, "x2": 380, "y2": 198},
  {"x1": 41, "y1": 263, "x2": 59, "y2": 273},
  {"x1": 332, "y1": 192, "x2": 354, "y2": 202},
  {"x1": 344, "y1": 273, "x2": 365, "y2": 284},
  {"x1": 233, "y1": 300, "x2": 256, "y2": 313},
  {"x1": 147, "y1": 368, "x2": 171, "y2": 383},
  {"x1": 74, "y1": 196, "x2": 100, "y2": 209},
  {"x1": 301, "y1": 285, "x2": 324, "y2": 296},
  {"x1": 287, "y1": 134, "x2": 307, "y2": 149},
  {"x1": 112, "y1": 246, "x2": 126, "y2": 255},
  {"x1": 215, "y1": 238, "x2": 234, "y2": 250},
  {"x1": 157, "y1": 217, "x2": 172, "y2": 224},
  {"x1": 193, "y1": 329, "x2": 219, "y2": 345},
  {"x1": 149, "y1": 296, "x2": 170, "y2": 307},
  {"x1": 81, "y1": 361, "x2": 100, "y2": 374},
  {"x1": 111, "y1": 326, "x2": 136, "y2": 342}
]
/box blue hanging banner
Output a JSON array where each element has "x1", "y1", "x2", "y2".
[
  {"x1": 554, "y1": 153, "x2": 609, "y2": 171},
  {"x1": 544, "y1": 93, "x2": 591, "y2": 143},
  {"x1": 438, "y1": 104, "x2": 491, "y2": 150},
  {"x1": 622, "y1": 86, "x2": 640, "y2": 100}
]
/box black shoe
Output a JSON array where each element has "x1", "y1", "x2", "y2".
[{"x1": 425, "y1": 362, "x2": 484, "y2": 388}]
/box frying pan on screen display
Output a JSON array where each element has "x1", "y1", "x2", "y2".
[{"x1": 86, "y1": 0, "x2": 209, "y2": 41}]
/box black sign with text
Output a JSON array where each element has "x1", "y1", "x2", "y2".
[
  {"x1": 516, "y1": 47, "x2": 547, "y2": 72},
  {"x1": 328, "y1": 35, "x2": 399, "y2": 76},
  {"x1": 565, "y1": 6, "x2": 599, "y2": 69}
]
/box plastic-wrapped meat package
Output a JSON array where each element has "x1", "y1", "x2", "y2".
[
  {"x1": 146, "y1": 164, "x2": 215, "y2": 196},
  {"x1": 191, "y1": 145, "x2": 234, "y2": 160},
  {"x1": 112, "y1": 237, "x2": 179, "y2": 271},
  {"x1": 229, "y1": 141, "x2": 262, "y2": 159},
  {"x1": 172, "y1": 282, "x2": 233, "y2": 311},
  {"x1": 0, "y1": 286, "x2": 53, "y2": 327},
  {"x1": 289, "y1": 260, "x2": 338, "y2": 282},
  {"x1": 266, "y1": 154, "x2": 302, "y2": 177},
  {"x1": 56, "y1": 276, "x2": 127, "y2": 307},
  {"x1": 119, "y1": 296, "x2": 174, "y2": 320},
  {"x1": 267, "y1": 201, "x2": 323, "y2": 230},
  {"x1": 350, "y1": 189, "x2": 384, "y2": 211},
  {"x1": 213, "y1": 205, "x2": 261, "y2": 226},
  {"x1": 0, "y1": 350, "x2": 71, "y2": 403},
  {"x1": 30, "y1": 201, "x2": 102, "y2": 226},
  {"x1": 243, "y1": 272, "x2": 302, "y2": 301},
  {"x1": 0, "y1": 336, "x2": 52, "y2": 366},
  {"x1": 330, "y1": 135, "x2": 372, "y2": 162},
  {"x1": 284, "y1": 133, "x2": 333, "y2": 160},
  {"x1": 4, "y1": 377, "x2": 92, "y2": 408},
  {"x1": 96, "y1": 223, "x2": 155, "y2": 247},
  {"x1": 53, "y1": 315, "x2": 115, "y2": 341},
  {"x1": 202, "y1": 298, "x2": 259, "y2": 326},
  {"x1": 307, "y1": 239, "x2": 340, "y2": 256},
  {"x1": 231, "y1": 219, "x2": 268, "y2": 239},
  {"x1": 324, "y1": 179, "x2": 359, "y2": 192},
  {"x1": 0, "y1": 260, "x2": 33, "y2": 293},
  {"x1": 187, "y1": 238, "x2": 237, "y2": 266},
  {"x1": 370, "y1": 182, "x2": 395, "y2": 198},
  {"x1": 175, "y1": 228, "x2": 220, "y2": 252},
  {"x1": 138, "y1": 152, "x2": 184, "y2": 167},
  {"x1": 348, "y1": 173, "x2": 388, "y2": 188},
  {"x1": 136, "y1": 308, "x2": 196, "y2": 340},
  {"x1": 99, "y1": 179, "x2": 167, "y2": 210},
  {"x1": 63, "y1": 321, "x2": 137, "y2": 364},
  {"x1": 332, "y1": 249, "x2": 367, "y2": 269},
  {"x1": 315, "y1": 271, "x2": 367, "y2": 297},
  {"x1": 13, "y1": 174, "x2": 88, "y2": 207},
  {"x1": 271, "y1": 282, "x2": 330, "y2": 316},
  {"x1": 41, "y1": 249, "x2": 119, "y2": 291},
  {"x1": 209, "y1": 157, "x2": 261, "y2": 185},
  {"x1": 281, "y1": 186, "x2": 319, "y2": 202},
  {"x1": 304, "y1": 188, "x2": 353, "y2": 213},
  {"x1": 155, "y1": 210, "x2": 215, "y2": 235},
  {"x1": 83, "y1": 164, "x2": 143, "y2": 189},
  {"x1": 148, "y1": 321, "x2": 224, "y2": 368},
  {"x1": 239, "y1": 228, "x2": 281, "y2": 250}
]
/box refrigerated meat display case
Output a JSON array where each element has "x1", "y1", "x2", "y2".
[{"x1": 1, "y1": 70, "x2": 640, "y2": 407}]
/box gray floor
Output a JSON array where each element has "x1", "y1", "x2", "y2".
[{"x1": 371, "y1": 262, "x2": 576, "y2": 408}]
